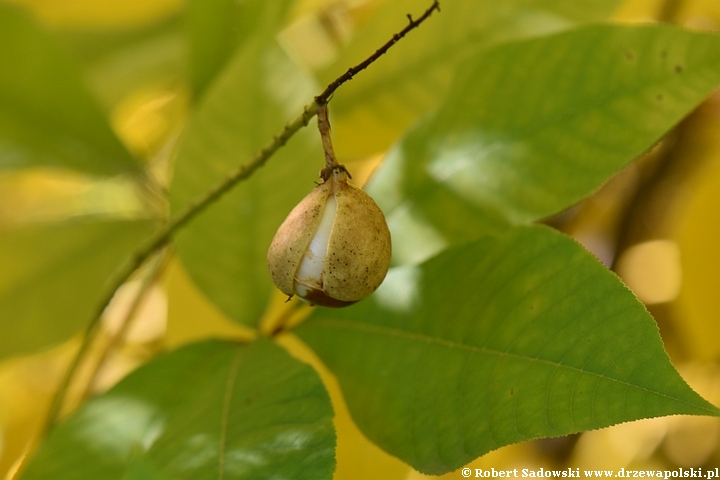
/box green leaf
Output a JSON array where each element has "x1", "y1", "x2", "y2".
[
  {"x1": 20, "y1": 339, "x2": 336, "y2": 480},
  {"x1": 321, "y1": 0, "x2": 621, "y2": 157},
  {"x1": 169, "y1": 38, "x2": 322, "y2": 328},
  {"x1": 0, "y1": 5, "x2": 140, "y2": 176},
  {"x1": 0, "y1": 219, "x2": 155, "y2": 360},
  {"x1": 368, "y1": 24, "x2": 720, "y2": 264},
  {"x1": 187, "y1": 0, "x2": 294, "y2": 98},
  {"x1": 296, "y1": 226, "x2": 719, "y2": 475}
]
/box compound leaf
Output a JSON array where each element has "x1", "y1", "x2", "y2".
[
  {"x1": 297, "y1": 226, "x2": 718, "y2": 474},
  {"x1": 367, "y1": 25, "x2": 720, "y2": 264},
  {"x1": 20, "y1": 338, "x2": 335, "y2": 480}
]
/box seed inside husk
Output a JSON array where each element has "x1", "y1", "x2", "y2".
[{"x1": 267, "y1": 166, "x2": 391, "y2": 307}]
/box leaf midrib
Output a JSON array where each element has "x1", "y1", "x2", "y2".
[
  {"x1": 218, "y1": 347, "x2": 244, "y2": 480},
  {"x1": 303, "y1": 318, "x2": 719, "y2": 414}
]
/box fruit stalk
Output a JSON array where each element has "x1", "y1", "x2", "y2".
[
  {"x1": 317, "y1": 104, "x2": 338, "y2": 170},
  {"x1": 267, "y1": 104, "x2": 392, "y2": 307}
]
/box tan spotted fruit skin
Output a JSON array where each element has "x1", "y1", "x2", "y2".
[{"x1": 267, "y1": 169, "x2": 392, "y2": 307}]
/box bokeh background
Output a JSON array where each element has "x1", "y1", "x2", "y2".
[{"x1": 2, "y1": 0, "x2": 720, "y2": 478}]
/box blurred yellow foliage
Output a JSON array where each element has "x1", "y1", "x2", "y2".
[
  {"x1": 277, "y1": 333, "x2": 413, "y2": 480},
  {"x1": 0, "y1": 342, "x2": 82, "y2": 478},
  {"x1": 111, "y1": 85, "x2": 188, "y2": 161},
  {"x1": 674, "y1": 93, "x2": 720, "y2": 360},
  {"x1": 164, "y1": 258, "x2": 254, "y2": 349},
  {"x1": 1, "y1": 0, "x2": 184, "y2": 29},
  {"x1": 4, "y1": 0, "x2": 720, "y2": 478}
]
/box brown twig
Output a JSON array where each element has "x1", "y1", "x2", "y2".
[
  {"x1": 78, "y1": 250, "x2": 170, "y2": 403},
  {"x1": 42, "y1": 0, "x2": 441, "y2": 434},
  {"x1": 315, "y1": 0, "x2": 441, "y2": 105}
]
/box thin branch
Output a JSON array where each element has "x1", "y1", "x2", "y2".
[
  {"x1": 265, "y1": 297, "x2": 308, "y2": 338},
  {"x1": 78, "y1": 250, "x2": 170, "y2": 403},
  {"x1": 42, "y1": 0, "x2": 440, "y2": 434},
  {"x1": 42, "y1": 101, "x2": 318, "y2": 436},
  {"x1": 315, "y1": 0, "x2": 440, "y2": 105}
]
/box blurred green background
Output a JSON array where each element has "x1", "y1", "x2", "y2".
[{"x1": 2, "y1": 0, "x2": 720, "y2": 478}]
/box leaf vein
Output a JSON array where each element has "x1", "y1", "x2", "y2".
[
  {"x1": 218, "y1": 348, "x2": 243, "y2": 480},
  {"x1": 305, "y1": 319, "x2": 715, "y2": 414}
]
